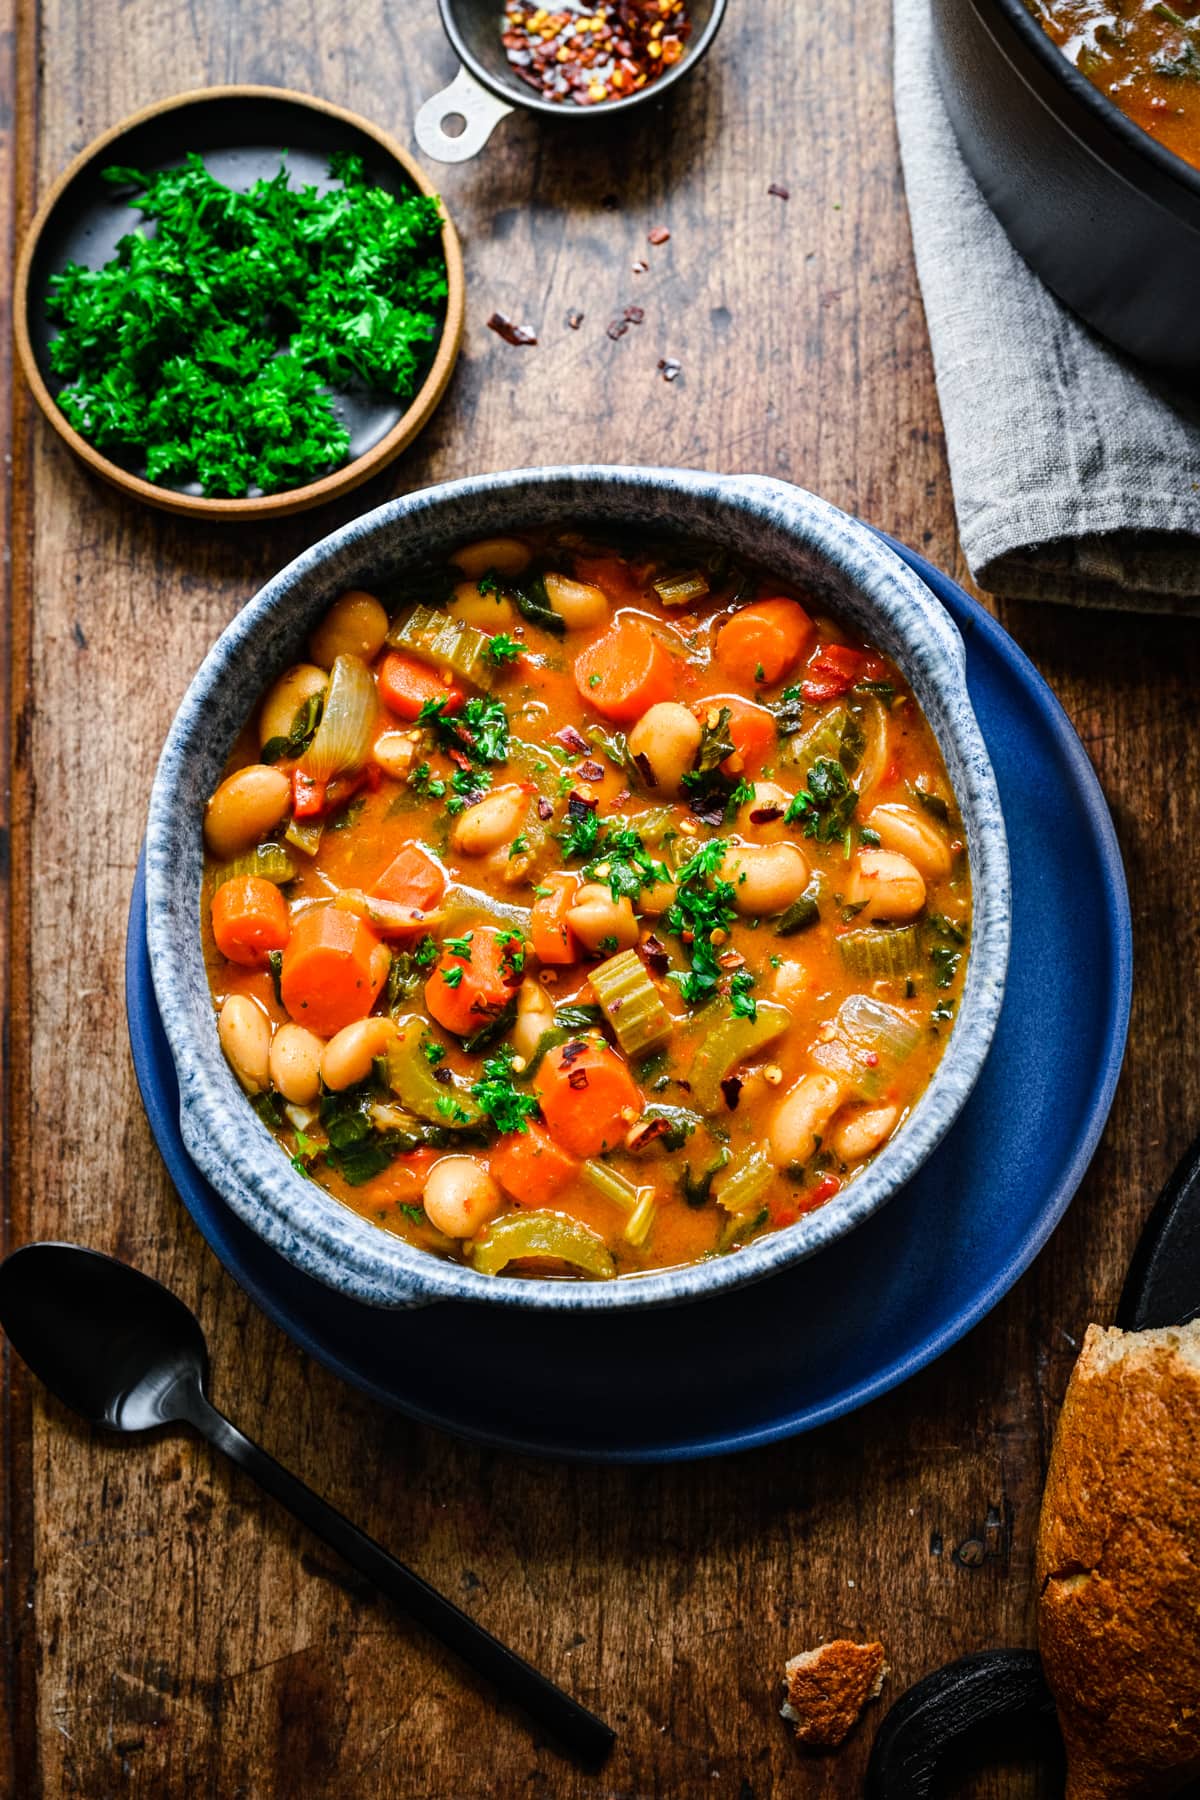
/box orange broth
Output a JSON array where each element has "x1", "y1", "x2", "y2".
[
  {"x1": 1029, "y1": 0, "x2": 1200, "y2": 169},
  {"x1": 203, "y1": 529, "x2": 971, "y2": 1281}
]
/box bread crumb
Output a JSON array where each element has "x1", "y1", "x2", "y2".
[{"x1": 780, "y1": 1639, "x2": 888, "y2": 1749}]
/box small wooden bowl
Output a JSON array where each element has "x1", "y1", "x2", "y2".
[{"x1": 14, "y1": 86, "x2": 466, "y2": 520}]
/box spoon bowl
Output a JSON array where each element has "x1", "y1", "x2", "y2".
[{"x1": 0, "y1": 1242, "x2": 208, "y2": 1432}]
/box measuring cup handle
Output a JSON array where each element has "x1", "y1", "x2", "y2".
[{"x1": 415, "y1": 66, "x2": 514, "y2": 162}]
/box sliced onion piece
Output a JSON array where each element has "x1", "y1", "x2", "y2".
[{"x1": 299, "y1": 654, "x2": 377, "y2": 783}]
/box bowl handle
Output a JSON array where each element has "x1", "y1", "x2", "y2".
[
  {"x1": 718, "y1": 472, "x2": 969, "y2": 678},
  {"x1": 415, "y1": 66, "x2": 514, "y2": 163}
]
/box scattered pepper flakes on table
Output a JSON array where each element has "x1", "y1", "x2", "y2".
[
  {"x1": 768, "y1": 182, "x2": 790, "y2": 200},
  {"x1": 607, "y1": 318, "x2": 629, "y2": 340},
  {"x1": 488, "y1": 311, "x2": 538, "y2": 345},
  {"x1": 658, "y1": 356, "x2": 682, "y2": 382},
  {"x1": 624, "y1": 304, "x2": 645, "y2": 324},
  {"x1": 566, "y1": 308, "x2": 585, "y2": 329},
  {"x1": 648, "y1": 224, "x2": 671, "y2": 244},
  {"x1": 502, "y1": 0, "x2": 692, "y2": 106},
  {"x1": 631, "y1": 258, "x2": 649, "y2": 275}
]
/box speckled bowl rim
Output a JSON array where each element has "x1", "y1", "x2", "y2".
[{"x1": 145, "y1": 467, "x2": 1011, "y2": 1312}]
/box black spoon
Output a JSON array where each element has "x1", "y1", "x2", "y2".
[
  {"x1": 0, "y1": 1242, "x2": 615, "y2": 1770},
  {"x1": 865, "y1": 1126, "x2": 1200, "y2": 1798}
]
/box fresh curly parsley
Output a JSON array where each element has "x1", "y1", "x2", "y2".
[
  {"x1": 784, "y1": 757, "x2": 859, "y2": 851},
  {"x1": 45, "y1": 153, "x2": 448, "y2": 497},
  {"x1": 664, "y1": 839, "x2": 738, "y2": 1006},
  {"x1": 471, "y1": 1050, "x2": 538, "y2": 1135}
]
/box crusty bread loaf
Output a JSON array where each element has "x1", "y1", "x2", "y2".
[
  {"x1": 780, "y1": 1638, "x2": 887, "y2": 1749},
  {"x1": 1037, "y1": 1319, "x2": 1200, "y2": 1800}
]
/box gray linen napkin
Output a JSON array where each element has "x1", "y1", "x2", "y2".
[{"x1": 894, "y1": 0, "x2": 1200, "y2": 612}]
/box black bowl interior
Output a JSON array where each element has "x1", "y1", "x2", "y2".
[
  {"x1": 26, "y1": 91, "x2": 449, "y2": 498},
  {"x1": 441, "y1": 0, "x2": 724, "y2": 116}
]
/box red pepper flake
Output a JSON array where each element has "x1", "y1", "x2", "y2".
[
  {"x1": 658, "y1": 357, "x2": 682, "y2": 383},
  {"x1": 578, "y1": 759, "x2": 605, "y2": 783},
  {"x1": 623, "y1": 304, "x2": 645, "y2": 324},
  {"x1": 648, "y1": 225, "x2": 671, "y2": 245},
  {"x1": 720, "y1": 1074, "x2": 743, "y2": 1111},
  {"x1": 567, "y1": 1069, "x2": 590, "y2": 1091},
  {"x1": 487, "y1": 311, "x2": 538, "y2": 346},
  {"x1": 607, "y1": 318, "x2": 630, "y2": 341},
  {"x1": 556, "y1": 724, "x2": 588, "y2": 753},
  {"x1": 560, "y1": 1039, "x2": 590, "y2": 1069},
  {"x1": 631, "y1": 258, "x2": 649, "y2": 276},
  {"x1": 536, "y1": 796, "x2": 554, "y2": 821},
  {"x1": 639, "y1": 934, "x2": 670, "y2": 978},
  {"x1": 767, "y1": 182, "x2": 790, "y2": 200},
  {"x1": 566, "y1": 308, "x2": 585, "y2": 329},
  {"x1": 501, "y1": 0, "x2": 693, "y2": 107}
]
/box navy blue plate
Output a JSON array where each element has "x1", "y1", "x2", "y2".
[{"x1": 126, "y1": 542, "x2": 1131, "y2": 1462}]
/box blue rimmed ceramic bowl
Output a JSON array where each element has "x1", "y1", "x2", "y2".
[{"x1": 145, "y1": 467, "x2": 1011, "y2": 1313}]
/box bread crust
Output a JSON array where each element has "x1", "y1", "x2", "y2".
[
  {"x1": 1036, "y1": 1320, "x2": 1200, "y2": 1800},
  {"x1": 780, "y1": 1638, "x2": 887, "y2": 1749}
]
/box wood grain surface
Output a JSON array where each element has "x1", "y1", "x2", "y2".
[{"x1": 4, "y1": 1, "x2": 1198, "y2": 1796}]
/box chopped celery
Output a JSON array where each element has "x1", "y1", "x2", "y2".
[
  {"x1": 440, "y1": 883, "x2": 533, "y2": 936},
  {"x1": 774, "y1": 879, "x2": 821, "y2": 935},
  {"x1": 211, "y1": 842, "x2": 296, "y2": 887},
  {"x1": 285, "y1": 818, "x2": 323, "y2": 857},
  {"x1": 590, "y1": 949, "x2": 673, "y2": 1056},
  {"x1": 386, "y1": 1017, "x2": 483, "y2": 1128},
  {"x1": 583, "y1": 1160, "x2": 639, "y2": 1209},
  {"x1": 715, "y1": 1148, "x2": 774, "y2": 1216},
  {"x1": 688, "y1": 1000, "x2": 791, "y2": 1112},
  {"x1": 652, "y1": 569, "x2": 709, "y2": 606},
  {"x1": 471, "y1": 1211, "x2": 615, "y2": 1278},
  {"x1": 387, "y1": 604, "x2": 496, "y2": 690},
  {"x1": 837, "y1": 926, "x2": 919, "y2": 979},
  {"x1": 624, "y1": 1189, "x2": 657, "y2": 1247},
  {"x1": 335, "y1": 889, "x2": 442, "y2": 934}
]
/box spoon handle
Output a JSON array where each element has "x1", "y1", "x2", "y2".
[{"x1": 184, "y1": 1388, "x2": 614, "y2": 1767}]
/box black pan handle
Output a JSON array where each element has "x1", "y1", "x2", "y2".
[
  {"x1": 865, "y1": 1650, "x2": 1060, "y2": 1798},
  {"x1": 1116, "y1": 1126, "x2": 1200, "y2": 1331}
]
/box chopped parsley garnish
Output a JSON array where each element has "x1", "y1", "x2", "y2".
[
  {"x1": 444, "y1": 933, "x2": 474, "y2": 960},
  {"x1": 497, "y1": 930, "x2": 527, "y2": 978},
  {"x1": 508, "y1": 834, "x2": 529, "y2": 859},
  {"x1": 581, "y1": 821, "x2": 670, "y2": 901},
  {"x1": 422, "y1": 1040, "x2": 447, "y2": 1066},
  {"x1": 409, "y1": 761, "x2": 447, "y2": 798},
  {"x1": 485, "y1": 632, "x2": 522, "y2": 667},
  {"x1": 399, "y1": 1203, "x2": 425, "y2": 1225},
  {"x1": 477, "y1": 571, "x2": 501, "y2": 596},
  {"x1": 729, "y1": 971, "x2": 757, "y2": 1021},
  {"x1": 414, "y1": 935, "x2": 440, "y2": 967},
  {"x1": 784, "y1": 757, "x2": 859, "y2": 851},
  {"x1": 417, "y1": 694, "x2": 511, "y2": 766},
  {"x1": 45, "y1": 153, "x2": 448, "y2": 498},
  {"x1": 664, "y1": 839, "x2": 737, "y2": 1006},
  {"x1": 559, "y1": 796, "x2": 603, "y2": 860},
  {"x1": 681, "y1": 706, "x2": 746, "y2": 824},
  {"x1": 588, "y1": 673, "x2": 602, "y2": 689},
  {"x1": 440, "y1": 964, "x2": 464, "y2": 989},
  {"x1": 471, "y1": 1051, "x2": 538, "y2": 1135}
]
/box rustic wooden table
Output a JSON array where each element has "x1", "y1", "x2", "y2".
[{"x1": 4, "y1": 2, "x2": 1197, "y2": 1795}]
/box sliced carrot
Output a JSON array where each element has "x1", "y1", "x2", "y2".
[
  {"x1": 533, "y1": 1036, "x2": 642, "y2": 1158},
  {"x1": 490, "y1": 1124, "x2": 579, "y2": 1209},
  {"x1": 424, "y1": 926, "x2": 524, "y2": 1037},
  {"x1": 211, "y1": 876, "x2": 290, "y2": 968},
  {"x1": 571, "y1": 553, "x2": 646, "y2": 606},
  {"x1": 530, "y1": 872, "x2": 580, "y2": 965},
  {"x1": 693, "y1": 695, "x2": 777, "y2": 776},
  {"x1": 377, "y1": 651, "x2": 463, "y2": 722},
  {"x1": 371, "y1": 843, "x2": 445, "y2": 911},
  {"x1": 573, "y1": 616, "x2": 675, "y2": 723},
  {"x1": 280, "y1": 905, "x2": 387, "y2": 1037},
  {"x1": 714, "y1": 598, "x2": 816, "y2": 688}
]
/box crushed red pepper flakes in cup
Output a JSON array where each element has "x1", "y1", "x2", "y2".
[
  {"x1": 501, "y1": 0, "x2": 692, "y2": 106},
  {"x1": 648, "y1": 224, "x2": 671, "y2": 244}
]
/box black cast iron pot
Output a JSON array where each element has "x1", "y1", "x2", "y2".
[{"x1": 930, "y1": 0, "x2": 1200, "y2": 375}]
